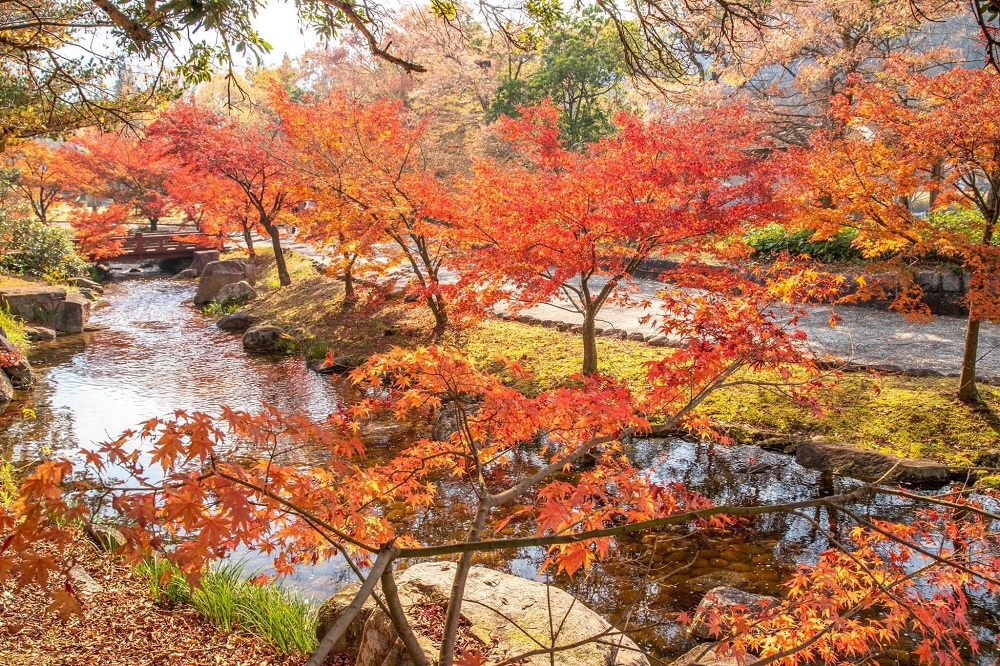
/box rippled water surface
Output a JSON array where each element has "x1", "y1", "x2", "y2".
[{"x1": 1, "y1": 277, "x2": 996, "y2": 663}]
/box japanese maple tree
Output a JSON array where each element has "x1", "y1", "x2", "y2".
[
  {"x1": 70, "y1": 204, "x2": 130, "y2": 260},
  {"x1": 150, "y1": 103, "x2": 298, "y2": 286},
  {"x1": 2, "y1": 140, "x2": 72, "y2": 224},
  {"x1": 273, "y1": 89, "x2": 457, "y2": 326},
  {"x1": 458, "y1": 101, "x2": 784, "y2": 375},
  {"x1": 793, "y1": 64, "x2": 1000, "y2": 402},
  {"x1": 164, "y1": 168, "x2": 257, "y2": 255},
  {"x1": 61, "y1": 131, "x2": 176, "y2": 231}
]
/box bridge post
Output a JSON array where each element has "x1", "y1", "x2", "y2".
[{"x1": 134, "y1": 233, "x2": 144, "y2": 254}]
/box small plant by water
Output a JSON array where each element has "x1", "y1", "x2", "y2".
[
  {"x1": 202, "y1": 300, "x2": 242, "y2": 316},
  {"x1": 138, "y1": 558, "x2": 318, "y2": 654},
  {"x1": 0, "y1": 305, "x2": 29, "y2": 353},
  {"x1": 0, "y1": 458, "x2": 18, "y2": 505}
]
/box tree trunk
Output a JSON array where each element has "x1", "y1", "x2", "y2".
[
  {"x1": 267, "y1": 224, "x2": 291, "y2": 286},
  {"x1": 439, "y1": 503, "x2": 488, "y2": 665},
  {"x1": 149, "y1": 216, "x2": 158, "y2": 232},
  {"x1": 582, "y1": 309, "x2": 598, "y2": 375},
  {"x1": 958, "y1": 316, "x2": 981, "y2": 403},
  {"x1": 243, "y1": 226, "x2": 256, "y2": 256},
  {"x1": 343, "y1": 266, "x2": 355, "y2": 307},
  {"x1": 429, "y1": 295, "x2": 448, "y2": 332},
  {"x1": 381, "y1": 566, "x2": 430, "y2": 666}
]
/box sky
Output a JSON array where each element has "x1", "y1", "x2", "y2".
[{"x1": 251, "y1": 1, "x2": 322, "y2": 65}]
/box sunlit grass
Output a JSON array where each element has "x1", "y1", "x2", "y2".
[{"x1": 137, "y1": 558, "x2": 317, "y2": 654}]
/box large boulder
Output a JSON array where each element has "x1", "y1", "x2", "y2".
[
  {"x1": 194, "y1": 260, "x2": 257, "y2": 305},
  {"x1": 795, "y1": 439, "x2": 949, "y2": 484},
  {"x1": 315, "y1": 583, "x2": 377, "y2": 652},
  {"x1": 215, "y1": 280, "x2": 257, "y2": 306},
  {"x1": 190, "y1": 250, "x2": 221, "y2": 276},
  {"x1": 0, "y1": 335, "x2": 37, "y2": 387},
  {"x1": 217, "y1": 311, "x2": 260, "y2": 333},
  {"x1": 242, "y1": 325, "x2": 295, "y2": 354},
  {"x1": 688, "y1": 587, "x2": 780, "y2": 640},
  {"x1": 672, "y1": 644, "x2": 757, "y2": 666},
  {"x1": 52, "y1": 293, "x2": 90, "y2": 334},
  {"x1": 352, "y1": 562, "x2": 649, "y2": 666},
  {"x1": 0, "y1": 287, "x2": 66, "y2": 322}
]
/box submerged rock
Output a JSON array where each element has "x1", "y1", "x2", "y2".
[
  {"x1": 306, "y1": 355, "x2": 359, "y2": 374},
  {"x1": 242, "y1": 325, "x2": 295, "y2": 354},
  {"x1": 217, "y1": 311, "x2": 259, "y2": 333},
  {"x1": 688, "y1": 571, "x2": 750, "y2": 593},
  {"x1": 796, "y1": 439, "x2": 949, "y2": 484},
  {"x1": 24, "y1": 326, "x2": 56, "y2": 341},
  {"x1": 688, "y1": 587, "x2": 780, "y2": 640},
  {"x1": 352, "y1": 562, "x2": 649, "y2": 666}
]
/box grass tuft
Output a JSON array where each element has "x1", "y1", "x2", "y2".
[
  {"x1": 0, "y1": 306, "x2": 29, "y2": 353},
  {"x1": 137, "y1": 558, "x2": 317, "y2": 654}
]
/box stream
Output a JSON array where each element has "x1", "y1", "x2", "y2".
[{"x1": 1, "y1": 277, "x2": 997, "y2": 664}]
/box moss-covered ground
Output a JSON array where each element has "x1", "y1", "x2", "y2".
[{"x1": 235, "y1": 249, "x2": 1000, "y2": 469}]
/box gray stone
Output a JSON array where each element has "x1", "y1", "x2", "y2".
[
  {"x1": 627, "y1": 332, "x2": 646, "y2": 342},
  {"x1": 242, "y1": 325, "x2": 295, "y2": 354},
  {"x1": 24, "y1": 326, "x2": 56, "y2": 341},
  {"x1": 68, "y1": 277, "x2": 104, "y2": 294},
  {"x1": 79, "y1": 287, "x2": 99, "y2": 301},
  {"x1": 0, "y1": 335, "x2": 36, "y2": 387},
  {"x1": 941, "y1": 272, "x2": 962, "y2": 292},
  {"x1": 672, "y1": 644, "x2": 757, "y2": 666},
  {"x1": 795, "y1": 439, "x2": 949, "y2": 484},
  {"x1": 648, "y1": 335, "x2": 670, "y2": 347},
  {"x1": 84, "y1": 523, "x2": 125, "y2": 551},
  {"x1": 172, "y1": 268, "x2": 198, "y2": 280},
  {"x1": 353, "y1": 562, "x2": 649, "y2": 666},
  {"x1": 217, "y1": 311, "x2": 259, "y2": 333},
  {"x1": 52, "y1": 293, "x2": 90, "y2": 334},
  {"x1": 688, "y1": 572, "x2": 751, "y2": 593},
  {"x1": 190, "y1": 250, "x2": 221, "y2": 276},
  {"x1": 915, "y1": 271, "x2": 942, "y2": 291},
  {"x1": 315, "y1": 583, "x2": 376, "y2": 651},
  {"x1": 215, "y1": 280, "x2": 257, "y2": 306},
  {"x1": 68, "y1": 565, "x2": 102, "y2": 595},
  {"x1": 306, "y1": 355, "x2": 358, "y2": 374},
  {"x1": 194, "y1": 260, "x2": 257, "y2": 304},
  {"x1": 0, "y1": 371, "x2": 13, "y2": 407},
  {"x1": 688, "y1": 587, "x2": 780, "y2": 640},
  {"x1": 0, "y1": 288, "x2": 66, "y2": 322}
]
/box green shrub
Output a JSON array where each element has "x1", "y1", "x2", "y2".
[
  {"x1": 0, "y1": 306, "x2": 28, "y2": 353},
  {"x1": 0, "y1": 209, "x2": 88, "y2": 280},
  {"x1": 745, "y1": 225, "x2": 866, "y2": 262},
  {"x1": 926, "y1": 209, "x2": 990, "y2": 244},
  {"x1": 137, "y1": 558, "x2": 317, "y2": 654}
]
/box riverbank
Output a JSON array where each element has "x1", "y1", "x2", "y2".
[{"x1": 229, "y1": 248, "x2": 1000, "y2": 470}]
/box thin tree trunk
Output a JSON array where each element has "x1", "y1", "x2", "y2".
[
  {"x1": 343, "y1": 267, "x2": 355, "y2": 305},
  {"x1": 243, "y1": 226, "x2": 256, "y2": 256},
  {"x1": 381, "y1": 565, "x2": 430, "y2": 666},
  {"x1": 958, "y1": 183, "x2": 998, "y2": 403},
  {"x1": 149, "y1": 217, "x2": 158, "y2": 232},
  {"x1": 266, "y1": 223, "x2": 291, "y2": 286},
  {"x1": 582, "y1": 308, "x2": 598, "y2": 375},
  {"x1": 439, "y1": 502, "x2": 489, "y2": 665},
  {"x1": 959, "y1": 314, "x2": 981, "y2": 403}
]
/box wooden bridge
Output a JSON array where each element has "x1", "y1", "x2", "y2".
[{"x1": 102, "y1": 232, "x2": 219, "y2": 261}]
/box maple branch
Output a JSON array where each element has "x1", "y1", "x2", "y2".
[
  {"x1": 399, "y1": 487, "x2": 875, "y2": 558},
  {"x1": 317, "y1": 0, "x2": 426, "y2": 73},
  {"x1": 381, "y1": 563, "x2": 430, "y2": 666}
]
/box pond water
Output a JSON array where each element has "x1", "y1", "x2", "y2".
[{"x1": 1, "y1": 277, "x2": 996, "y2": 663}]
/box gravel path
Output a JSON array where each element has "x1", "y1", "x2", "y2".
[{"x1": 279, "y1": 238, "x2": 1000, "y2": 381}]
